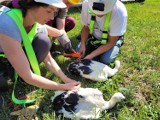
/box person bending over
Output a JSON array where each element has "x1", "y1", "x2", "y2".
[{"x1": 0, "y1": 0, "x2": 80, "y2": 107}]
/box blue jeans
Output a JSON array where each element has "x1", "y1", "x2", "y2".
[{"x1": 76, "y1": 38, "x2": 124, "y2": 64}]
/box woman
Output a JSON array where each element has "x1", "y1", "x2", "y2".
[
  {"x1": 11, "y1": 0, "x2": 81, "y2": 54},
  {"x1": 0, "y1": 0, "x2": 80, "y2": 106}
]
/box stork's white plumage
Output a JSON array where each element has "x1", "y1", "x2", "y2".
[
  {"x1": 51, "y1": 88, "x2": 125, "y2": 119},
  {"x1": 68, "y1": 59, "x2": 120, "y2": 81}
]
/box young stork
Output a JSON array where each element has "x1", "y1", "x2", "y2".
[
  {"x1": 68, "y1": 59, "x2": 120, "y2": 81},
  {"x1": 51, "y1": 88, "x2": 125, "y2": 119}
]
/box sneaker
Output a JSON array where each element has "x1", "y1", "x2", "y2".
[{"x1": 0, "y1": 95, "x2": 4, "y2": 107}]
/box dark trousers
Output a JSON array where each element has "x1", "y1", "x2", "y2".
[
  {"x1": 0, "y1": 33, "x2": 51, "y2": 92},
  {"x1": 47, "y1": 16, "x2": 76, "y2": 32}
]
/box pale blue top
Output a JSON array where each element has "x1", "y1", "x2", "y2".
[
  {"x1": 0, "y1": 11, "x2": 21, "y2": 52},
  {"x1": 0, "y1": 10, "x2": 48, "y2": 52}
]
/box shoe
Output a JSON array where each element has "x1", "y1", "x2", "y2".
[{"x1": 0, "y1": 95, "x2": 4, "y2": 107}]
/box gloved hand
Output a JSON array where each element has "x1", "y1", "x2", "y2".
[
  {"x1": 64, "y1": 42, "x2": 73, "y2": 53},
  {"x1": 58, "y1": 34, "x2": 73, "y2": 53}
]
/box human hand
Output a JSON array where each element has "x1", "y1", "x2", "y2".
[
  {"x1": 64, "y1": 78, "x2": 78, "y2": 84},
  {"x1": 63, "y1": 82, "x2": 81, "y2": 90},
  {"x1": 79, "y1": 43, "x2": 86, "y2": 58},
  {"x1": 84, "y1": 54, "x2": 92, "y2": 60},
  {"x1": 64, "y1": 42, "x2": 73, "y2": 53}
]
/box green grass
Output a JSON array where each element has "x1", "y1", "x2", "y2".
[{"x1": 0, "y1": 0, "x2": 160, "y2": 119}]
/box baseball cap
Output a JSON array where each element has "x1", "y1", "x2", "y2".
[{"x1": 34, "y1": 0, "x2": 66, "y2": 8}]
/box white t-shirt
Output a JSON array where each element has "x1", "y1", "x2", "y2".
[{"x1": 81, "y1": 0, "x2": 128, "y2": 39}]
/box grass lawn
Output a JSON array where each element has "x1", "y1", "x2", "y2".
[{"x1": 0, "y1": 0, "x2": 160, "y2": 119}]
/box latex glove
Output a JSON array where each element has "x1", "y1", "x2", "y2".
[
  {"x1": 64, "y1": 42, "x2": 73, "y2": 53},
  {"x1": 58, "y1": 34, "x2": 73, "y2": 53}
]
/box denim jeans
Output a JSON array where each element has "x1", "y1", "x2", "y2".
[
  {"x1": 76, "y1": 38, "x2": 124, "y2": 64},
  {"x1": 47, "y1": 16, "x2": 76, "y2": 32}
]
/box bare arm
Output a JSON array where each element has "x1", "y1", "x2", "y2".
[
  {"x1": 43, "y1": 52, "x2": 79, "y2": 84},
  {"x1": 84, "y1": 36, "x2": 119, "y2": 59},
  {"x1": 81, "y1": 25, "x2": 90, "y2": 44},
  {"x1": 0, "y1": 33, "x2": 80, "y2": 90},
  {"x1": 45, "y1": 24, "x2": 62, "y2": 37},
  {"x1": 56, "y1": 17, "x2": 65, "y2": 31},
  {"x1": 79, "y1": 25, "x2": 90, "y2": 58}
]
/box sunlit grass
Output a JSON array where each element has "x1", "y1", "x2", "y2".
[{"x1": 0, "y1": 0, "x2": 160, "y2": 119}]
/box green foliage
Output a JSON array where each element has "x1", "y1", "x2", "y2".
[{"x1": 0, "y1": 0, "x2": 160, "y2": 119}]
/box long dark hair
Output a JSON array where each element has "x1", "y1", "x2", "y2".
[{"x1": 1, "y1": 0, "x2": 49, "y2": 17}]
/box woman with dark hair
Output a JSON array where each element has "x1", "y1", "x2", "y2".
[{"x1": 0, "y1": 0, "x2": 80, "y2": 107}]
